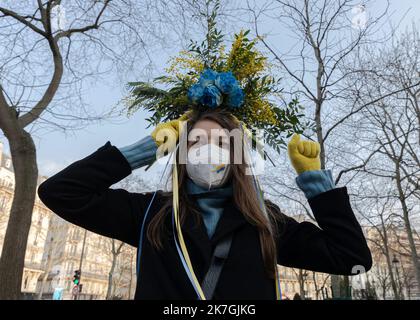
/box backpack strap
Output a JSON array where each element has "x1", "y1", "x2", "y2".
[{"x1": 201, "y1": 234, "x2": 234, "y2": 299}]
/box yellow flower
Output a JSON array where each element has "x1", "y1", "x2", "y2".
[
  {"x1": 165, "y1": 50, "x2": 205, "y2": 81},
  {"x1": 226, "y1": 30, "x2": 267, "y2": 81},
  {"x1": 245, "y1": 98, "x2": 278, "y2": 126}
]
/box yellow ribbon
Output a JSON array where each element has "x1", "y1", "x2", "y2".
[{"x1": 172, "y1": 154, "x2": 207, "y2": 300}]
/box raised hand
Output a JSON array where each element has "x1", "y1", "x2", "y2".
[
  {"x1": 151, "y1": 112, "x2": 191, "y2": 147},
  {"x1": 287, "y1": 134, "x2": 321, "y2": 174}
]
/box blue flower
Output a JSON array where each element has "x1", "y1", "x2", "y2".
[
  {"x1": 227, "y1": 86, "x2": 244, "y2": 108},
  {"x1": 187, "y1": 68, "x2": 244, "y2": 108},
  {"x1": 198, "y1": 69, "x2": 218, "y2": 87},
  {"x1": 187, "y1": 84, "x2": 205, "y2": 104},
  {"x1": 215, "y1": 71, "x2": 239, "y2": 94},
  {"x1": 200, "y1": 85, "x2": 222, "y2": 108}
]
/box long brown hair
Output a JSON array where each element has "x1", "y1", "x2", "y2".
[{"x1": 147, "y1": 109, "x2": 282, "y2": 278}]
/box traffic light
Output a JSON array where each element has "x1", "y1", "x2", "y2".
[{"x1": 73, "y1": 270, "x2": 81, "y2": 285}]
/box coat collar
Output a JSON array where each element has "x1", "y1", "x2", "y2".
[
  {"x1": 181, "y1": 198, "x2": 248, "y2": 267},
  {"x1": 211, "y1": 200, "x2": 248, "y2": 243}
]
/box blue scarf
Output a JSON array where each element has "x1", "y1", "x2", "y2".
[{"x1": 186, "y1": 178, "x2": 233, "y2": 239}]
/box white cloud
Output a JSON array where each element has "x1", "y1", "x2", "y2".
[{"x1": 38, "y1": 159, "x2": 73, "y2": 177}]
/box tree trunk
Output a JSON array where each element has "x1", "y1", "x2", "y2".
[
  {"x1": 106, "y1": 253, "x2": 117, "y2": 299},
  {"x1": 37, "y1": 237, "x2": 54, "y2": 300},
  {"x1": 315, "y1": 99, "x2": 343, "y2": 298},
  {"x1": 0, "y1": 131, "x2": 38, "y2": 299},
  {"x1": 298, "y1": 269, "x2": 305, "y2": 299},
  {"x1": 381, "y1": 226, "x2": 400, "y2": 299},
  {"x1": 128, "y1": 251, "x2": 134, "y2": 299},
  {"x1": 312, "y1": 272, "x2": 319, "y2": 300},
  {"x1": 395, "y1": 163, "x2": 420, "y2": 295}
]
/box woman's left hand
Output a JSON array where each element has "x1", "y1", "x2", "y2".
[{"x1": 287, "y1": 134, "x2": 321, "y2": 174}]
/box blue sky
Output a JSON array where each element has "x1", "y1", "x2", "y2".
[{"x1": 1, "y1": 0, "x2": 419, "y2": 179}]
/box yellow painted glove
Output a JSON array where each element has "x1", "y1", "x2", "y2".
[
  {"x1": 287, "y1": 134, "x2": 321, "y2": 174},
  {"x1": 151, "y1": 112, "x2": 190, "y2": 147}
]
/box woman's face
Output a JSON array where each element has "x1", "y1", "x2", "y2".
[
  {"x1": 184, "y1": 118, "x2": 233, "y2": 188},
  {"x1": 187, "y1": 119, "x2": 230, "y2": 152}
]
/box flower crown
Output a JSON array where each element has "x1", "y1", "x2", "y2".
[{"x1": 125, "y1": 22, "x2": 306, "y2": 152}]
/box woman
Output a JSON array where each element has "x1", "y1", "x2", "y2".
[{"x1": 37, "y1": 109, "x2": 372, "y2": 300}]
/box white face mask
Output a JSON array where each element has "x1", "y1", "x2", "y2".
[{"x1": 186, "y1": 143, "x2": 231, "y2": 189}]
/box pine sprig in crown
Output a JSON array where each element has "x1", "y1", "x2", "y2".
[{"x1": 125, "y1": 4, "x2": 306, "y2": 152}]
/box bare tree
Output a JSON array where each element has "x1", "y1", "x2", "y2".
[
  {"x1": 352, "y1": 179, "x2": 402, "y2": 299},
  {"x1": 360, "y1": 82, "x2": 420, "y2": 295},
  {"x1": 400, "y1": 259, "x2": 417, "y2": 300},
  {"x1": 312, "y1": 271, "x2": 330, "y2": 300},
  {"x1": 0, "y1": 0, "x2": 200, "y2": 299},
  {"x1": 346, "y1": 23, "x2": 420, "y2": 294},
  {"x1": 374, "y1": 263, "x2": 392, "y2": 300},
  {"x1": 105, "y1": 238, "x2": 125, "y2": 300},
  {"x1": 242, "y1": 0, "x2": 420, "y2": 298},
  {"x1": 110, "y1": 246, "x2": 136, "y2": 299},
  {"x1": 37, "y1": 236, "x2": 53, "y2": 300}
]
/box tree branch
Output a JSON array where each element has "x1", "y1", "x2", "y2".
[
  {"x1": 0, "y1": 7, "x2": 46, "y2": 37},
  {"x1": 54, "y1": 0, "x2": 111, "y2": 40}
]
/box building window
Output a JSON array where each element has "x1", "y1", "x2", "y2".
[
  {"x1": 72, "y1": 229, "x2": 79, "y2": 241},
  {"x1": 33, "y1": 231, "x2": 40, "y2": 246},
  {"x1": 0, "y1": 195, "x2": 6, "y2": 210},
  {"x1": 37, "y1": 215, "x2": 43, "y2": 227}
]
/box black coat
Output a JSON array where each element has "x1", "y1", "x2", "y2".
[{"x1": 37, "y1": 141, "x2": 372, "y2": 300}]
